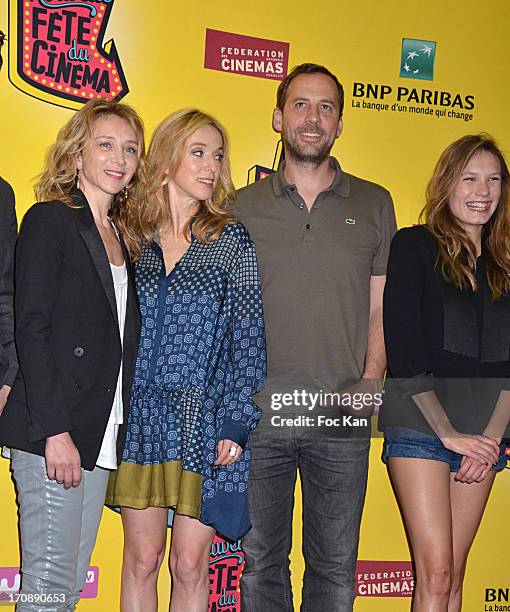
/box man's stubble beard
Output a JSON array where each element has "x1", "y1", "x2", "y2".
[{"x1": 282, "y1": 127, "x2": 336, "y2": 167}]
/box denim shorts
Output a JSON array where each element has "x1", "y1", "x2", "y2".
[{"x1": 382, "y1": 427, "x2": 508, "y2": 472}]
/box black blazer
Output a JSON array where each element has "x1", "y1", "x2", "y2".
[
  {"x1": 0, "y1": 177, "x2": 18, "y2": 387},
  {"x1": 0, "y1": 190, "x2": 141, "y2": 469},
  {"x1": 380, "y1": 225, "x2": 510, "y2": 436}
]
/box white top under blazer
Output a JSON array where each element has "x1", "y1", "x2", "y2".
[{"x1": 96, "y1": 262, "x2": 128, "y2": 470}]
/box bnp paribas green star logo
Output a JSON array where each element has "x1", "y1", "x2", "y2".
[{"x1": 400, "y1": 38, "x2": 436, "y2": 81}]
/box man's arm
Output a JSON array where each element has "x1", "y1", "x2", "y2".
[
  {"x1": 364, "y1": 187, "x2": 396, "y2": 387},
  {"x1": 331, "y1": 275, "x2": 386, "y2": 416},
  {"x1": 362, "y1": 274, "x2": 386, "y2": 386}
]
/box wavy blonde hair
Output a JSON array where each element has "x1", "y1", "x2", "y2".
[
  {"x1": 420, "y1": 134, "x2": 510, "y2": 298},
  {"x1": 135, "y1": 108, "x2": 236, "y2": 258},
  {"x1": 35, "y1": 100, "x2": 146, "y2": 255}
]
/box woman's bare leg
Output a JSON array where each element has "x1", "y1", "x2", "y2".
[
  {"x1": 448, "y1": 472, "x2": 496, "y2": 612},
  {"x1": 168, "y1": 514, "x2": 215, "y2": 612},
  {"x1": 120, "y1": 507, "x2": 169, "y2": 612},
  {"x1": 388, "y1": 458, "x2": 453, "y2": 612}
]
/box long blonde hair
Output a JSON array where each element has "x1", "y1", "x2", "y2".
[
  {"x1": 420, "y1": 134, "x2": 510, "y2": 298},
  {"x1": 135, "y1": 109, "x2": 236, "y2": 258},
  {"x1": 35, "y1": 100, "x2": 146, "y2": 255}
]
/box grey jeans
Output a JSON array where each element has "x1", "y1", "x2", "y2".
[
  {"x1": 241, "y1": 427, "x2": 369, "y2": 612},
  {"x1": 10, "y1": 449, "x2": 109, "y2": 611}
]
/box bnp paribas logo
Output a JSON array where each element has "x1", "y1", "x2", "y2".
[{"x1": 400, "y1": 38, "x2": 436, "y2": 81}]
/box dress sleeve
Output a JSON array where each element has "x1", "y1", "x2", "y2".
[
  {"x1": 219, "y1": 238, "x2": 266, "y2": 447},
  {"x1": 15, "y1": 204, "x2": 73, "y2": 440},
  {"x1": 384, "y1": 228, "x2": 436, "y2": 398}
]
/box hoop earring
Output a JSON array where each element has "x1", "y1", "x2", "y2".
[{"x1": 76, "y1": 170, "x2": 81, "y2": 190}]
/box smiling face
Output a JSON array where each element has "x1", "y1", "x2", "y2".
[
  {"x1": 76, "y1": 114, "x2": 139, "y2": 204},
  {"x1": 448, "y1": 150, "x2": 502, "y2": 237},
  {"x1": 273, "y1": 73, "x2": 343, "y2": 166},
  {"x1": 167, "y1": 124, "x2": 224, "y2": 205}
]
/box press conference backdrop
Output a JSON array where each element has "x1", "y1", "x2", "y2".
[{"x1": 0, "y1": 1, "x2": 509, "y2": 610}]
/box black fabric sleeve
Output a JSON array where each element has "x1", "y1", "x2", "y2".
[
  {"x1": 383, "y1": 227, "x2": 436, "y2": 398},
  {"x1": 15, "y1": 204, "x2": 73, "y2": 441},
  {"x1": 0, "y1": 178, "x2": 18, "y2": 387}
]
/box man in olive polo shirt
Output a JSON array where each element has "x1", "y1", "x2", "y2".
[{"x1": 236, "y1": 63, "x2": 396, "y2": 611}]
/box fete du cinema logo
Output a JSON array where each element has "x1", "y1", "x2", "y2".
[
  {"x1": 9, "y1": 0, "x2": 128, "y2": 110},
  {"x1": 204, "y1": 28, "x2": 289, "y2": 81},
  {"x1": 0, "y1": 566, "x2": 99, "y2": 601},
  {"x1": 247, "y1": 140, "x2": 284, "y2": 185},
  {"x1": 351, "y1": 37, "x2": 475, "y2": 122},
  {"x1": 208, "y1": 535, "x2": 243, "y2": 612}
]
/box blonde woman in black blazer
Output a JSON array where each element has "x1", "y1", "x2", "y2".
[{"x1": 0, "y1": 100, "x2": 144, "y2": 610}]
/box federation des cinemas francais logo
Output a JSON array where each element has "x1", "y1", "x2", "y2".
[
  {"x1": 204, "y1": 29, "x2": 289, "y2": 81},
  {"x1": 8, "y1": 0, "x2": 128, "y2": 109},
  {"x1": 356, "y1": 560, "x2": 414, "y2": 598}
]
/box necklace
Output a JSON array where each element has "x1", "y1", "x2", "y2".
[{"x1": 106, "y1": 215, "x2": 121, "y2": 241}]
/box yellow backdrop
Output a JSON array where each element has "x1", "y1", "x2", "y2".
[{"x1": 1, "y1": 1, "x2": 509, "y2": 610}]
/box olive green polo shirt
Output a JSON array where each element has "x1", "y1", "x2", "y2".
[{"x1": 235, "y1": 157, "x2": 396, "y2": 411}]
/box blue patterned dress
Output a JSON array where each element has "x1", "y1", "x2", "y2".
[{"x1": 106, "y1": 223, "x2": 266, "y2": 540}]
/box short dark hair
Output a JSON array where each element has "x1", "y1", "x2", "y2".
[{"x1": 276, "y1": 63, "x2": 344, "y2": 115}]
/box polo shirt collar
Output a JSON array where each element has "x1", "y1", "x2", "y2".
[{"x1": 271, "y1": 156, "x2": 350, "y2": 199}]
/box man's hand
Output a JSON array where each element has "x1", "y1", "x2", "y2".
[
  {"x1": 322, "y1": 377, "x2": 383, "y2": 417},
  {"x1": 0, "y1": 385, "x2": 10, "y2": 416},
  {"x1": 45, "y1": 432, "x2": 82, "y2": 489}
]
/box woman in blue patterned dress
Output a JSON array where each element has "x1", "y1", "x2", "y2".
[{"x1": 106, "y1": 109, "x2": 266, "y2": 612}]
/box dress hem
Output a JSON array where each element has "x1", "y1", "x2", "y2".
[{"x1": 106, "y1": 497, "x2": 201, "y2": 520}]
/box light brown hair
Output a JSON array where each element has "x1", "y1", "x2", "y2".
[
  {"x1": 35, "y1": 99, "x2": 146, "y2": 255},
  {"x1": 136, "y1": 108, "x2": 236, "y2": 257},
  {"x1": 420, "y1": 134, "x2": 510, "y2": 298}
]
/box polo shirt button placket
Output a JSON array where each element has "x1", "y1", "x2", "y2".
[
  {"x1": 303, "y1": 197, "x2": 317, "y2": 244},
  {"x1": 303, "y1": 219, "x2": 314, "y2": 246}
]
